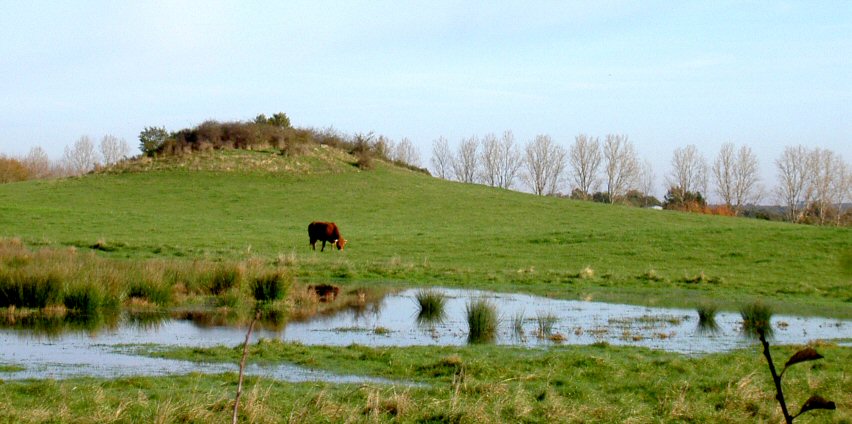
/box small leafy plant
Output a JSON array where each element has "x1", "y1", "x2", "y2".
[{"x1": 740, "y1": 301, "x2": 836, "y2": 423}]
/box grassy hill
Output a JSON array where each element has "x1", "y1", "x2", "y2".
[{"x1": 0, "y1": 146, "x2": 849, "y2": 317}]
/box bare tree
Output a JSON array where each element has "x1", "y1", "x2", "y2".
[
  {"x1": 100, "y1": 134, "x2": 130, "y2": 165},
  {"x1": 21, "y1": 146, "x2": 53, "y2": 179},
  {"x1": 374, "y1": 135, "x2": 394, "y2": 159},
  {"x1": 522, "y1": 134, "x2": 567, "y2": 196},
  {"x1": 479, "y1": 133, "x2": 502, "y2": 187},
  {"x1": 807, "y1": 148, "x2": 848, "y2": 225},
  {"x1": 452, "y1": 136, "x2": 480, "y2": 184},
  {"x1": 639, "y1": 159, "x2": 656, "y2": 201},
  {"x1": 62, "y1": 136, "x2": 99, "y2": 176},
  {"x1": 603, "y1": 134, "x2": 640, "y2": 203},
  {"x1": 392, "y1": 137, "x2": 421, "y2": 167},
  {"x1": 568, "y1": 134, "x2": 602, "y2": 198},
  {"x1": 775, "y1": 145, "x2": 811, "y2": 222},
  {"x1": 713, "y1": 143, "x2": 761, "y2": 213},
  {"x1": 431, "y1": 136, "x2": 453, "y2": 179},
  {"x1": 496, "y1": 130, "x2": 522, "y2": 190},
  {"x1": 667, "y1": 144, "x2": 708, "y2": 196}
]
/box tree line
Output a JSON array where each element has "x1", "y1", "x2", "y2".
[
  {"x1": 0, "y1": 135, "x2": 131, "y2": 182},
  {"x1": 429, "y1": 133, "x2": 850, "y2": 225},
  {"x1": 2, "y1": 118, "x2": 848, "y2": 226}
]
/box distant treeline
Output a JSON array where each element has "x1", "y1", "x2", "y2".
[{"x1": 428, "y1": 133, "x2": 850, "y2": 226}]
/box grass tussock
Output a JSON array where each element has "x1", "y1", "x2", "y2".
[
  {"x1": 696, "y1": 302, "x2": 720, "y2": 333},
  {"x1": 535, "y1": 311, "x2": 558, "y2": 338},
  {"x1": 251, "y1": 271, "x2": 290, "y2": 302},
  {"x1": 740, "y1": 301, "x2": 773, "y2": 338},
  {"x1": 466, "y1": 298, "x2": 499, "y2": 344},
  {"x1": 415, "y1": 289, "x2": 446, "y2": 324}
]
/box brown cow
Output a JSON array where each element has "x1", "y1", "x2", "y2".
[{"x1": 308, "y1": 221, "x2": 347, "y2": 251}]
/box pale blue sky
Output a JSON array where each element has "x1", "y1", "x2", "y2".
[{"x1": 0, "y1": 1, "x2": 849, "y2": 192}]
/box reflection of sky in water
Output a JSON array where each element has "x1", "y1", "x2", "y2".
[
  {"x1": 1, "y1": 287, "x2": 849, "y2": 380},
  {"x1": 276, "y1": 288, "x2": 852, "y2": 353}
]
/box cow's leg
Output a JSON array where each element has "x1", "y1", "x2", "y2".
[
  {"x1": 321, "y1": 240, "x2": 326, "y2": 251},
  {"x1": 310, "y1": 238, "x2": 317, "y2": 250}
]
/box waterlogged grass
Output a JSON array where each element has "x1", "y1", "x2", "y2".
[
  {"x1": 535, "y1": 311, "x2": 558, "y2": 338},
  {"x1": 42, "y1": 340, "x2": 836, "y2": 423},
  {"x1": 0, "y1": 239, "x2": 292, "y2": 321},
  {"x1": 0, "y1": 363, "x2": 25, "y2": 372},
  {"x1": 0, "y1": 149, "x2": 848, "y2": 316}
]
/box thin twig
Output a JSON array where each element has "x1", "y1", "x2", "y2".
[
  {"x1": 759, "y1": 329, "x2": 792, "y2": 424},
  {"x1": 233, "y1": 310, "x2": 261, "y2": 424}
]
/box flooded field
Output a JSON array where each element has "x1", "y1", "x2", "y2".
[{"x1": 1, "y1": 287, "x2": 849, "y2": 380}]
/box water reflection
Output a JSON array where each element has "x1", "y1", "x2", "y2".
[
  {"x1": 1, "y1": 287, "x2": 850, "y2": 381},
  {"x1": 274, "y1": 288, "x2": 852, "y2": 353},
  {"x1": 0, "y1": 309, "x2": 122, "y2": 337}
]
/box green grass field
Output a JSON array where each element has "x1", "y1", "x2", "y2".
[
  {"x1": 1, "y1": 147, "x2": 849, "y2": 316},
  {"x1": 1, "y1": 147, "x2": 850, "y2": 422},
  {"x1": 0, "y1": 341, "x2": 848, "y2": 422}
]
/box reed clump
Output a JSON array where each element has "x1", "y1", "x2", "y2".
[
  {"x1": 251, "y1": 271, "x2": 290, "y2": 303},
  {"x1": 415, "y1": 289, "x2": 446, "y2": 324},
  {"x1": 466, "y1": 298, "x2": 498, "y2": 344},
  {"x1": 740, "y1": 301, "x2": 773, "y2": 339},
  {"x1": 696, "y1": 303, "x2": 720, "y2": 333},
  {"x1": 62, "y1": 284, "x2": 104, "y2": 315},
  {"x1": 535, "y1": 311, "x2": 558, "y2": 338},
  {"x1": 0, "y1": 269, "x2": 63, "y2": 308}
]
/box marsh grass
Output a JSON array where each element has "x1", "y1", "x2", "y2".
[
  {"x1": 251, "y1": 271, "x2": 289, "y2": 302},
  {"x1": 0, "y1": 239, "x2": 303, "y2": 318},
  {"x1": 62, "y1": 284, "x2": 103, "y2": 315},
  {"x1": 0, "y1": 270, "x2": 62, "y2": 308},
  {"x1": 415, "y1": 289, "x2": 446, "y2": 324},
  {"x1": 511, "y1": 311, "x2": 526, "y2": 341},
  {"x1": 210, "y1": 264, "x2": 243, "y2": 295},
  {"x1": 741, "y1": 301, "x2": 773, "y2": 339},
  {"x1": 535, "y1": 311, "x2": 558, "y2": 338},
  {"x1": 696, "y1": 303, "x2": 720, "y2": 333},
  {"x1": 466, "y1": 298, "x2": 498, "y2": 344},
  {"x1": 128, "y1": 280, "x2": 173, "y2": 306}
]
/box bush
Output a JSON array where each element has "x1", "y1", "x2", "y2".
[
  {"x1": 139, "y1": 126, "x2": 169, "y2": 156},
  {"x1": 663, "y1": 187, "x2": 708, "y2": 213},
  {"x1": 0, "y1": 156, "x2": 30, "y2": 183}
]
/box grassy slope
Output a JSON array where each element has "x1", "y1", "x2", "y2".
[{"x1": 0, "y1": 148, "x2": 849, "y2": 316}]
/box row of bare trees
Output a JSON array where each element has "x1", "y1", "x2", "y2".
[
  {"x1": 0, "y1": 135, "x2": 131, "y2": 182},
  {"x1": 429, "y1": 133, "x2": 850, "y2": 224},
  {"x1": 432, "y1": 132, "x2": 651, "y2": 201},
  {"x1": 776, "y1": 146, "x2": 850, "y2": 225}
]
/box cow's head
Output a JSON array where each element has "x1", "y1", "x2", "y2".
[{"x1": 335, "y1": 238, "x2": 347, "y2": 250}]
